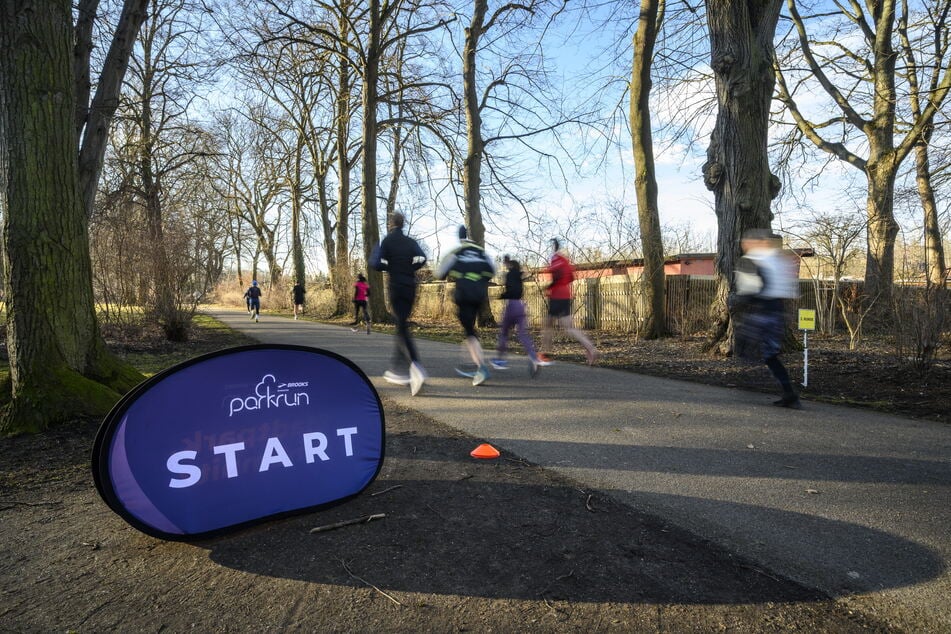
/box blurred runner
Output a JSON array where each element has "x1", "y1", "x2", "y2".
[
  {"x1": 538, "y1": 238, "x2": 598, "y2": 366},
  {"x1": 490, "y1": 255, "x2": 541, "y2": 377},
  {"x1": 435, "y1": 226, "x2": 496, "y2": 386},
  {"x1": 370, "y1": 213, "x2": 428, "y2": 396}
]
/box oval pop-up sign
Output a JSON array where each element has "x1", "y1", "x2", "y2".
[{"x1": 92, "y1": 345, "x2": 385, "y2": 541}]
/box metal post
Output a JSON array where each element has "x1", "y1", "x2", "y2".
[{"x1": 802, "y1": 329, "x2": 809, "y2": 387}]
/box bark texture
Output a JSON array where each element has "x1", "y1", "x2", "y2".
[
  {"x1": 1, "y1": 0, "x2": 142, "y2": 434},
  {"x1": 701, "y1": 0, "x2": 782, "y2": 352},
  {"x1": 362, "y1": 0, "x2": 386, "y2": 321},
  {"x1": 631, "y1": 0, "x2": 667, "y2": 339}
]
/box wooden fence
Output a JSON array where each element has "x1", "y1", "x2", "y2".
[
  {"x1": 312, "y1": 274, "x2": 946, "y2": 336},
  {"x1": 413, "y1": 274, "x2": 744, "y2": 335}
]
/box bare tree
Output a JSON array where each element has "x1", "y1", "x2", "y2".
[
  {"x1": 230, "y1": 16, "x2": 345, "y2": 306},
  {"x1": 898, "y1": 0, "x2": 950, "y2": 286},
  {"x1": 114, "y1": 0, "x2": 218, "y2": 339},
  {"x1": 785, "y1": 211, "x2": 866, "y2": 334},
  {"x1": 76, "y1": 0, "x2": 151, "y2": 220},
  {"x1": 263, "y1": 0, "x2": 454, "y2": 319},
  {"x1": 773, "y1": 0, "x2": 951, "y2": 302},
  {"x1": 216, "y1": 107, "x2": 288, "y2": 287}
]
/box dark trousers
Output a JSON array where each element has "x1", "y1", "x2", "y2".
[
  {"x1": 390, "y1": 291, "x2": 419, "y2": 372},
  {"x1": 353, "y1": 300, "x2": 369, "y2": 324}
]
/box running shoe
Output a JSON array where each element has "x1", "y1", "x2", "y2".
[
  {"x1": 773, "y1": 395, "x2": 802, "y2": 409},
  {"x1": 530, "y1": 357, "x2": 540, "y2": 378},
  {"x1": 472, "y1": 365, "x2": 490, "y2": 386},
  {"x1": 409, "y1": 362, "x2": 427, "y2": 396},
  {"x1": 255, "y1": 316, "x2": 259, "y2": 323},
  {"x1": 351, "y1": 328, "x2": 358, "y2": 333},
  {"x1": 383, "y1": 370, "x2": 411, "y2": 385},
  {"x1": 489, "y1": 358, "x2": 509, "y2": 370},
  {"x1": 536, "y1": 353, "x2": 554, "y2": 366}
]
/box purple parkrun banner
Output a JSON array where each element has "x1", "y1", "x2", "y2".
[{"x1": 92, "y1": 345, "x2": 385, "y2": 541}]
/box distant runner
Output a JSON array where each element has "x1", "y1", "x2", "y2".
[
  {"x1": 351, "y1": 273, "x2": 371, "y2": 334},
  {"x1": 292, "y1": 280, "x2": 305, "y2": 320},
  {"x1": 246, "y1": 280, "x2": 262, "y2": 323}
]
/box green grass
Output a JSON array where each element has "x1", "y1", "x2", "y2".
[
  {"x1": 0, "y1": 314, "x2": 256, "y2": 413},
  {"x1": 114, "y1": 313, "x2": 258, "y2": 377}
]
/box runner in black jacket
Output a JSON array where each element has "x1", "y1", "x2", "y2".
[{"x1": 370, "y1": 212, "x2": 428, "y2": 396}]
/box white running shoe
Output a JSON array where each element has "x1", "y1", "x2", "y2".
[
  {"x1": 472, "y1": 365, "x2": 490, "y2": 386},
  {"x1": 409, "y1": 362, "x2": 427, "y2": 396},
  {"x1": 383, "y1": 370, "x2": 411, "y2": 385}
]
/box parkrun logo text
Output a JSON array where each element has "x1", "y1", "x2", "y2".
[{"x1": 229, "y1": 374, "x2": 310, "y2": 417}]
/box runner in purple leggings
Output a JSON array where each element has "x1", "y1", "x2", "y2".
[{"x1": 491, "y1": 256, "x2": 541, "y2": 377}]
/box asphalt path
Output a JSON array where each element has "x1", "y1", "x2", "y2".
[{"x1": 209, "y1": 309, "x2": 950, "y2": 631}]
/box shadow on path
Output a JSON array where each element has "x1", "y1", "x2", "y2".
[{"x1": 202, "y1": 430, "x2": 944, "y2": 603}]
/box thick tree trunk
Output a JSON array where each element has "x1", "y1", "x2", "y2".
[
  {"x1": 463, "y1": 1, "x2": 496, "y2": 327},
  {"x1": 864, "y1": 158, "x2": 900, "y2": 302},
  {"x1": 291, "y1": 137, "x2": 306, "y2": 289},
  {"x1": 915, "y1": 140, "x2": 947, "y2": 287},
  {"x1": 1, "y1": 0, "x2": 142, "y2": 434},
  {"x1": 631, "y1": 0, "x2": 667, "y2": 339},
  {"x1": 333, "y1": 8, "x2": 352, "y2": 316},
  {"x1": 362, "y1": 0, "x2": 386, "y2": 322},
  {"x1": 701, "y1": 0, "x2": 782, "y2": 353}
]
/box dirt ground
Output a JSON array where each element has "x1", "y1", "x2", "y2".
[
  {"x1": 357, "y1": 315, "x2": 950, "y2": 424},
  {"x1": 573, "y1": 331, "x2": 950, "y2": 424},
  {"x1": 1, "y1": 317, "x2": 940, "y2": 632}
]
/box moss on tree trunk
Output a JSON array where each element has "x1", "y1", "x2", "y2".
[{"x1": 0, "y1": 0, "x2": 144, "y2": 435}]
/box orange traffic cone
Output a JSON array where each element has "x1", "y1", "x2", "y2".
[{"x1": 470, "y1": 443, "x2": 500, "y2": 459}]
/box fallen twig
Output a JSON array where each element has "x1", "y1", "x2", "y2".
[
  {"x1": 309, "y1": 513, "x2": 385, "y2": 534},
  {"x1": 738, "y1": 563, "x2": 785, "y2": 583},
  {"x1": 370, "y1": 485, "x2": 403, "y2": 497},
  {"x1": 425, "y1": 503, "x2": 447, "y2": 521},
  {"x1": 539, "y1": 569, "x2": 575, "y2": 597},
  {"x1": 338, "y1": 558, "x2": 404, "y2": 606}
]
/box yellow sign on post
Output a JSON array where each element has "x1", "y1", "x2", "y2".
[{"x1": 798, "y1": 309, "x2": 816, "y2": 331}]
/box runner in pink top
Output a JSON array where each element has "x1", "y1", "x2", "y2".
[{"x1": 351, "y1": 273, "x2": 371, "y2": 334}]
